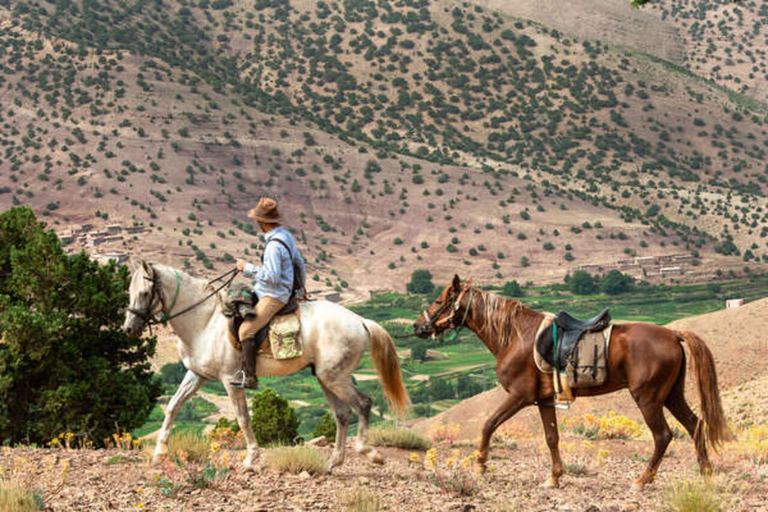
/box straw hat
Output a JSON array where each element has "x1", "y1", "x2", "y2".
[{"x1": 247, "y1": 197, "x2": 283, "y2": 223}]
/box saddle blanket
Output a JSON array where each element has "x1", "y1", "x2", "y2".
[
  {"x1": 535, "y1": 318, "x2": 612, "y2": 389},
  {"x1": 269, "y1": 312, "x2": 302, "y2": 360}
]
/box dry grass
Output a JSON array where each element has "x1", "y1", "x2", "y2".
[
  {"x1": 663, "y1": 477, "x2": 733, "y2": 512},
  {"x1": 0, "y1": 482, "x2": 42, "y2": 512},
  {"x1": 338, "y1": 485, "x2": 383, "y2": 512},
  {"x1": 369, "y1": 426, "x2": 431, "y2": 451},
  {"x1": 167, "y1": 431, "x2": 211, "y2": 463},
  {"x1": 263, "y1": 446, "x2": 328, "y2": 475}
]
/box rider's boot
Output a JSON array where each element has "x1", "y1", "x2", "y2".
[{"x1": 231, "y1": 327, "x2": 269, "y2": 390}]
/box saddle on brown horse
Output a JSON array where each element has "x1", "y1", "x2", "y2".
[{"x1": 535, "y1": 308, "x2": 612, "y2": 390}]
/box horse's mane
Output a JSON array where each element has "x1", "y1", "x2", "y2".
[{"x1": 475, "y1": 290, "x2": 543, "y2": 351}]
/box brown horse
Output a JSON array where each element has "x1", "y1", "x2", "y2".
[{"x1": 413, "y1": 275, "x2": 733, "y2": 490}]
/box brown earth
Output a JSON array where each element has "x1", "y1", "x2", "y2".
[{"x1": 2, "y1": 436, "x2": 766, "y2": 512}]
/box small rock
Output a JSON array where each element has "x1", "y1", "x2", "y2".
[
  {"x1": 298, "y1": 471, "x2": 312, "y2": 480},
  {"x1": 306, "y1": 436, "x2": 328, "y2": 447}
]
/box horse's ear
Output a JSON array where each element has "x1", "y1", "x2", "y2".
[
  {"x1": 141, "y1": 260, "x2": 154, "y2": 277},
  {"x1": 452, "y1": 274, "x2": 462, "y2": 290}
]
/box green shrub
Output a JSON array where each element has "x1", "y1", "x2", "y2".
[
  {"x1": 501, "y1": 281, "x2": 523, "y2": 297},
  {"x1": 570, "y1": 270, "x2": 597, "y2": 295},
  {"x1": 250, "y1": 389, "x2": 301, "y2": 446},
  {"x1": 312, "y1": 411, "x2": 337, "y2": 440},
  {"x1": 406, "y1": 269, "x2": 435, "y2": 294}
]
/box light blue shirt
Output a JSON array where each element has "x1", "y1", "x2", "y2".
[{"x1": 242, "y1": 226, "x2": 306, "y2": 303}]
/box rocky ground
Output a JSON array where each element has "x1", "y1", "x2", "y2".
[{"x1": 2, "y1": 431, "x2": 766, "y2": 511}]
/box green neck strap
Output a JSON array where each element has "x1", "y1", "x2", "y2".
[
  {"x1": 444, "y1": 289, "x2": 474, "y2": 343},
  {"x1": 160, "y1": 270, "x2": 181, "y2": 324}
]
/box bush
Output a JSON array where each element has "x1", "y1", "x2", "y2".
[
  {"x1": 407, "y1": 269, "x2": 435, "y2": 294},
  {"x1": 369, "y1": 426, "x2": 431, "y2": 450},
  {"x1": 0, "y1": 207, "x2": 160, "y2": 446},
  {"x1": 501, "y1": 281, "x2": 524, "y2": 297},
  {"x1": 160, "y1": 361, "x2": 187, "y2": 386},
  {"x1": 600, "y1": 270, "x2": 634, "y2": 295},
  {"x1": 312, "y1": 411, "x2": 337, "y2": 440},
  {"x1": 250, "y1": 389, "x2": 301, "y2": 445},
  {"x1": 264, "y1": 446, "x2": 327, "y2": 475},
  {"x1": 570, "y1": 270, "x2": 597, "y2": 295}
]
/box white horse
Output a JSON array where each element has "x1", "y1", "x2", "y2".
[{"x1": 122, "y1": 261, "x2": 409, "y2": 472}]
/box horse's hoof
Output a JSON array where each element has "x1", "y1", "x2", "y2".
[
  {"x1": 540, "y1": 477, "x2": 559, "y2": 489},
  {"x1": 366, "y1": 449, "x2": 384, "y2": 465},
  {"x1": 473, "y1": 462, "x2": 486, "y2": 475},
  {"x1": 151, "y1": 455, "x2": 163, "y2": 467},
  {"x1": 631, "y1": 481, "x2": 645, "y2": 492}
]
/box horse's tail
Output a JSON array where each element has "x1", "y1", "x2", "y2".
[
  {"x1": 363, "y1": 319, "x2": 410, "y2": 416},
  {"x1": 678, "y1": 330, "x2": 734, "y2": 450}
]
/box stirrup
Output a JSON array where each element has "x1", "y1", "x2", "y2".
[{"x1": 230, "y1": 369, "x2": 247, "y2": 389}]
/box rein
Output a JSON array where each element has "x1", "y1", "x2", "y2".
[{"x1": 129, "y1": 267, "x2": 238, "y2": 331}]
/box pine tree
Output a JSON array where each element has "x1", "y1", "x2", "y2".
[{"x1": 0, "y1": 207, "x2": 161, "y2": 446}]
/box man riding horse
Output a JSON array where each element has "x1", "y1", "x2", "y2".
[{"x1": 232, "y1": 197, "x2": 307, "y2": 389}]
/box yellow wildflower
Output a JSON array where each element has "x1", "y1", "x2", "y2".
[
  {"x1": 409, "y1": 453, "x2": 421, "y2": 463},
  {"x1": 425, "y1": 448, "x2": 438, "y2": 469}
]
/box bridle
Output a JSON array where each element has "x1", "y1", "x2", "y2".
[
  {"x1": 419, "y1": 279, "x2": 474, "y2": 341},
  {"x1": 127, "y1": 265, "x2": 238, "y2": 333}
]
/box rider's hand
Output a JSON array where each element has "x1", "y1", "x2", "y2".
[{"x1": 236, "y1": 259, "x2": 248, "y2": 272}]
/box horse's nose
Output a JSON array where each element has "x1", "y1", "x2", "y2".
[{"x1": 123, "y1": 325, "x2": 134, "y2": 336}]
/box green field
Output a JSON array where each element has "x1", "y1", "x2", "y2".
[{"x1": 136, "y1": 276, "x2": 768, "y2": 439}]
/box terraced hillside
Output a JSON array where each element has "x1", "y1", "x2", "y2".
[{"x1": 1, "y1": 0, "x2": 767, "y2": 294}]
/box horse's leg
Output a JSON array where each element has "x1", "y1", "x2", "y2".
[
  {"x1": 664, "y1": 378, "x2": 712, "y2": 475},
  {"x1": 538, "y1": 404, "x2": 564, "y2": 488},
  {"x1": 632, "y1": 401, "x2": 672, "y2": 490},
  {"x1": 476, "y1": 391, "x2": 527, "y2": 474},
  {"x1": 153, "y1": 370, "x2": 206, "y2": 465},
  {"x1": 223, "y1": 383, "x2": 259, "y2": 471},
  {"x1": 318, "y1": 381, "x2": 351, "y2": 473},
  {"x1": 324, "y1": 379, "x2": 382, "y2": 464}
]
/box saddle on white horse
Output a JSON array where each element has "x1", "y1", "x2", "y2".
[{"x1": 221, "y1": 283, "x2": 303, "y2": 360}]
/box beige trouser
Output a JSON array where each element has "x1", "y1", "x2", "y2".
[{"x1": 238, "y1": 296, "x2": 285, "y2": 341}]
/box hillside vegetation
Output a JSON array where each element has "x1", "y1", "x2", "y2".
[{"x1": 0, "y1": 0, "x2": 767, "y2": 293}]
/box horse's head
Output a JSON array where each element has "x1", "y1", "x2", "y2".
[
  {"x1": 413, "y1": 274, "x2": 472, "y2": 339},
  {"x1": 122, "y1": 260, "x2": 162, "y2": 338}
]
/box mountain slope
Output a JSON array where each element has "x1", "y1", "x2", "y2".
[{"x1": 1, "y1": 0, "x2": 767, "y2": 294}]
